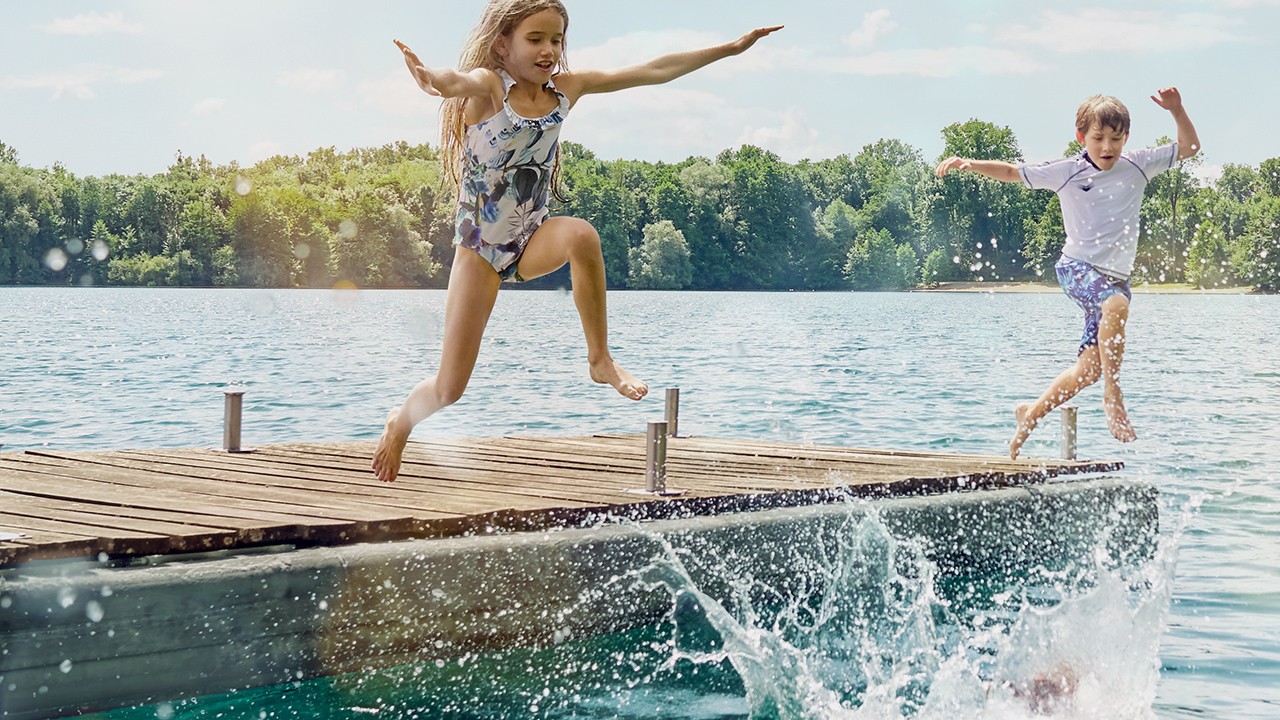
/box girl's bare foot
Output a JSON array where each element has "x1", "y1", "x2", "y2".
[
  {"x1": 1010, "y1": 402, "x2": 1037, "y2": 459},
  {"x1": 1103, "y1": 391, "x2": 1137, "y2": 443},
  {"x1": 589, "y1": 357, "x2": 648, "y2": 400},
  {"x1": 372, "y1": 409, "x2": 411, "y2": 483}
]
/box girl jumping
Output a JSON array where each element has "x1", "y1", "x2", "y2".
[{"x1": 374, "y1": 0, "x2": 780, "y2": 481}]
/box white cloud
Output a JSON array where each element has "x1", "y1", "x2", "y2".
[
  {"x1": 565, "y1": 86, "x2": 736, "y2": 158},
  {"x1": 36, "y1": 12, "x2": 142, "y2": 35},
  {"x1": 1192, "y1": 163, "x2": 1224, "y2": 184},
  {"x1": 246, "y1": 141, "x2": 286, "y2": 164},
  {"x1": 831, "y1": 47, "x2": 1051, "y2": 77},
  {"x1": 191, "y1": 98, "x2": 225, "y2": 116},
  {"x1": 737, "y1": 108, "x2": 838, "y2": 161},
  {"x1": 998, "y1": 10, "x2": 1242, "y2": 53},
  {"x1": 568, "y1": 88, "x2": 835, "y2": 163},
  {"x1": 844, "y1": 10, "x2": 897, "y2": 51},
  {"x1": 572, "y1": 29, "x2": 782, "y2": 76},
  {"x1": 2, "y1": 65, "x2": 164, "y2": 99},
  {"x1": 573, "y1": 30, "x2": 722, "y2": 69},
  {"x1": 357, "y1": 70, "x2": 443, "y2": 148},
  {"x1": 358, "y1": 70, "x2": 441, "y2": 119},
  {"x1": 278, "y1": 69, "x2": 347, "y2": 93}
]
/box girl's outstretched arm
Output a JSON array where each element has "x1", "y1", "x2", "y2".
[
  {"x1": 394, "y1": 39, "x2": 497, "y2": 99},
  {"x1": 559, "y1": 25, "x2": 782, "y2": 101}
]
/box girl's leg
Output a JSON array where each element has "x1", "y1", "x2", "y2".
[
  {"x1": 372, "y1": 247, "x2": 502, "y2": 482},
  {"x1": 515, "y1": 216, "x2": 648, "y2": 400},
  {"x1": 1010, "y1": 347, "x2": 1102, "y2": 459},
  {"x1": 1097, "y1": 293, "x2": 1136, "y2": 442}
]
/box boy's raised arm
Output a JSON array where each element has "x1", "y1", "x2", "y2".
[
  {"x1": 935, "y1": 157, "x2": 1022, "y2": 183},
  {"x1": 562, "y1": 25, "x2": 782, "y2": 100},
  {"x1": 1151, "y1": 87, "x2": 1200, "y2": 161}
]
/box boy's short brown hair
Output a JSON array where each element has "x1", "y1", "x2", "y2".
[{"x1": 1076, "y1": 95, "x2": 1130, "y2": 135}]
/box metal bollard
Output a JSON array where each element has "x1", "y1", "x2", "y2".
[
  {"x1": 664, "y1": 387, "x2": 680, "y2": 438},
  {"x1": 217, "y1": 389, "x2": 256, "y2": 453},
  {"x1": 645, "y1": 420, "x2": 668, "y2": 492},
  {"x1": 1061, "y1": 406, "x2": 1078, "y2": 460}
]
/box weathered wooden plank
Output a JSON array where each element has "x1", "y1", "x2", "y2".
[
  {"x1": 0, "y1": 490, "x2": 342, "y2": 544},
  {"x1": 0, "y1": 463, "x2": 390, "y2": 539},
  {"x1": 4, "y1": 454, "x2": 437, "y2": 524},
  {"x1": 0, "y1": 514, "x2": 171, "y2": 555},
  {"x1": 246, "y1": 444, "x2": 742, "y2": 500},
  {"x1": 117, "y1": 448, "x2": 628, "y2": 509},
  {"x1": 284, "y1": 440, "x2": 851, "y2": 493}
]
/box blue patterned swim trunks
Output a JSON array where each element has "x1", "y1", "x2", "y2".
[{"x1": 1055, "y1": 255, "x2": 1132, "y2": 355}]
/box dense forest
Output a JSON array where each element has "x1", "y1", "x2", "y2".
[{"x1": 2, "y1": 121, "x2": 1278, "y2": 291}]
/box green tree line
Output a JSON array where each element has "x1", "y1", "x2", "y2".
[{"x1": 2, "y1": 125, "x2": 1278, "y2": 291}]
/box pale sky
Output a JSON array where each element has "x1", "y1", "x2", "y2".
[{"x1": 3, "y1": 0, "x2": 1278, "y2": 182}]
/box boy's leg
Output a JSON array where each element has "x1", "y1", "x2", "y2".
[
  {"x1": 372, "y1": 246, "x2": 501, "y2": 482},
  {"x1": 1098, "y1": 293, "x2": 1137, "y2": 442},
  {"x1": 515, "y1": 216, "x2": 648, "y2": 400},
  {"x1": 1010, "y1": 346, "x2": 1102, "y2": 459}
]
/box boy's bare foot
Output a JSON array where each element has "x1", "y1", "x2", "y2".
[
  {"x1": 372, "y1": 409, "x2": 411, "y2": 483},
  {"x1": 1010, "y1": 402, "x2": 1037, "y2": 459},
  {"x1": 1103, "y1": 391, "x2": 1137, "y2": 443},
  {"x1": 589, "y1": 357, "x2": 648, "y2": 400}
]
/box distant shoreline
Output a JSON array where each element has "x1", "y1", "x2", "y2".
[
  {"x1": 915, "y1": 281, "x2": 1265, "y2": 295},
  {"x1": 0, "y1": 282, "x2": 1270, "y2": 294}
]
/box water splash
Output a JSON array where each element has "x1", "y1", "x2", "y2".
[{"x1": 626, "y1": 500, "x2": 1179, "y2": 720}]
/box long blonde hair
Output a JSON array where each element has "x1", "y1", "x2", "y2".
[{"x1": 440, "y1": 0, "x2": 570, "y2": 197}]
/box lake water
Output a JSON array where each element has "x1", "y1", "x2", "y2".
[{"x1": 2, "y1": 287, "x2": 1278, "y2": 718}]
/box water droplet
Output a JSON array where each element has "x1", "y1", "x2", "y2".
[
  {"x1": 91, "y1": 240, "x2": 110, "y2": 261},
  {"x1": 86, "y1": 600, "x2": 105, "y2": 623},
  {"x1": 339, "y1": 219, "x2": 358, "y2": 239},
  {"x1": 59, "y1": 659, "x2": 72, "y2": 674},
  {"x1": 234, "y1": 175, "x2": 252, "y2": 196},
  {"x1": 57, "y1": 588, "x2": 76, "y2": 609},
  {"x1": 65, "y1": 238, "x2": 85, "y2": 255},
  {"x1": 44, "y1": 248, "x2": 68, "y2": 272}
]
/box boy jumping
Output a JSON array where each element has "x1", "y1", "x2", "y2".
[{"x1": 936, "y1": 88, "x2": 1200, "y2": 458}]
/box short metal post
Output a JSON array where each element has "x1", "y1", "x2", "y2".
[
  {"x1": 223, "y1": 390, "x2": 244, "y2": 452},
  {"x1": 1061, "y1": 406, "x2": 1078, "y2": 460},
  {"x1": 216, "y1": 389, "x2": 256, "y2": 453},
  {"x1": 664, "y1": 387, "x2": 680, "y2": 438},
  {"x1": 645, "y1": 420, "x2": 668, "y2": 492}
]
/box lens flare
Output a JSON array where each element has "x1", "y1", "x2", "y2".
[{"x1": 44, "y1": 248, "x2": 69, "y2": 271}]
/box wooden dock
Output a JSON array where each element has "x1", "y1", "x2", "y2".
[{"x1": 0, "y1": 435, "x2": 1121, "y2": 568}]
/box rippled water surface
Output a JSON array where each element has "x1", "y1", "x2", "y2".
[{"x1": 2, "y1": 287, "x2": 1277, "y2": 718}]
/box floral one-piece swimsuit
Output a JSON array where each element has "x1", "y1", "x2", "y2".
[{"x1": 454, "y1": 70, "x2": 569, "y2": 281}]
